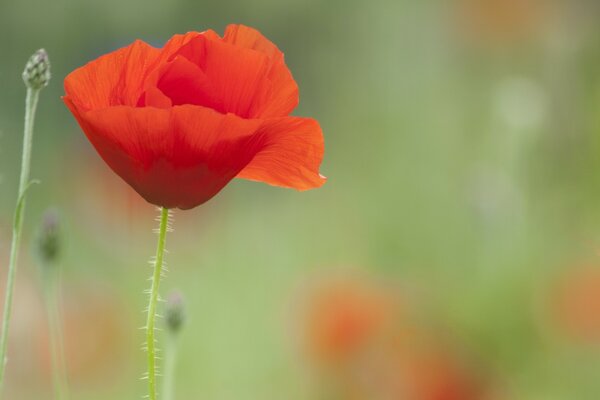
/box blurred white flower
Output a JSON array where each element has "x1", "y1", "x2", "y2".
[{"x1": 493, "y1": 76, "x2": 547, "y2": 132}]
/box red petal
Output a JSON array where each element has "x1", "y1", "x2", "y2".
[
  {"x1": 137, "y1": 86, "x2": 173, "y2": 108},
  {"x1": 173, "y1": 34, "x2": 273, "y2": 118},
  {"x1": 237, "y1": 116, "x2": 326, "y2": 190},
  {"x1": 167, "y1": 28, "x2": 298, "y2": 119},
  {"x1": 223, "y1": 24, "x2": 282, "y2": 58},
  {"x1": 223, "y1": 24, "x2": 299, "y2": 118},
  {"x1": 64, "y1": 40, "x2": 159, "y2": 110},
  {"x1": 65, "y1": 99, "x2": 264, "y2": 209},
  {"x1": 152, "y1": 31, "x2": 204, "y2": 66},
  {"x1": 151, "y1": 55, "x2": 223, "y2": 111}
]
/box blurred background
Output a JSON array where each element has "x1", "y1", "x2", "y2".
[{"x1": 2, "y1": 0, "x2": 600, "y2": 399}]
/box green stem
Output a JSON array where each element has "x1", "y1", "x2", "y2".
[
  {"x1": 146, "y1": 207, "x2": 170, "y2": 400},
  {"x1": 43, "y1": 270, "x2": 69, "y2": 400},
  {"x1": 0, "y1": 87, "x2": 40, "y2": 392},
  {"x1": 162, "y1": 333, "x2": 178, "y2": 400}
]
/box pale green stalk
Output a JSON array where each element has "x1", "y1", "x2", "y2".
[
  {"x1": 146, "y1": 207, "x2": 170, "y2": 400},
  {"x1": 0, "y1": 86, "x2": 41, "y2": 392},
  {"x1": 162, "y1": 333, "x2": 178, "y2": 400}
]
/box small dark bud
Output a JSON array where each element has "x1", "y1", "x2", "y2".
[
  {"x1": 22, "y1": 49, "x2": 51, "y2": 90},
  {"x1": 165, "y1": 291, "x2": 185, "y2": 334},
  {"x1": 37, "y1": 208, "x2": 60, "y2": 265}
]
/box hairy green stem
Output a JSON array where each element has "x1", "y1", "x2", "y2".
[
  {"x1": 0, "y1": 87, "x2": 40, "y2": 392},
  {"x1": 146, "y1": 207, "x2": 170, "y2": 400}
]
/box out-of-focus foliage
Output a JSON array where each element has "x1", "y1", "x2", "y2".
[{"x1": 2, "y1": 0, "x2": 600, "y2": 399}]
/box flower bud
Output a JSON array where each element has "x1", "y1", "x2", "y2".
[
  {"x1": 36, "y1": 208, "x2": 60, "y2": 265},
  {"x1": 165, "y1": 291, "x2": 185, "y2": 334},
  {"x1": 22, "y1": 49, "x2": 51, "y2": 90}
]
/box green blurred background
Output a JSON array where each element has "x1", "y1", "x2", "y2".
[{"x1": 2, "y1": 0, "x2": 600, "y2": 399}]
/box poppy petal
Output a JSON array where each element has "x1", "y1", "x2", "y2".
[
  {"x1": 238, "y1": 116, "x2": 326, "y2": 190},
  {"x1": 223, "y1": 24, "x2": 299, "y2": 118},
  {"x1": 173, "y1": 34, "x2": 273, "y2": 118},
  {"x1": 153, "y1": 31, "x2": 203, "y2": 65},
  {"x1": 65, "y1": 101, "x2": 264, "y2": 209},
  {"x1": 255, "y1": 57, "x2": 299, "y2": 119},
  {"x1": 137, "y1": 86, "x2": 173, "y2": 109},
  {"x1": 64, "y1": 40, "x2": 159, "y2": 110},
  {"x1": 223, "y1": 24, "x2": 282, "y2": 58},
  {"x1": 150, "y1": 55, "x2": 223, "y2": 111},
  {"x1": 133, "y1": 30, "x2": 219, "y2": 104}
]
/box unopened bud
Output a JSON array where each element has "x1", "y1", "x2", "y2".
[
  {"x1": 22, "y1": 49, "x2": 51, "y2": 90},
  {"x1": 165, "y1": 291, "x2": 185, "y2": 334},
  {"x1": 36, "y1": 208, "x2": 60, "y2": 265}
]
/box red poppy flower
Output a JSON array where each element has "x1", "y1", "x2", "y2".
[
  {"x1": 63, "y1": 24, "x2": 325, "y2": 209},
  {"x1": 552, "y1": 266, "x2": 600, "y2": 343},
  {"x1": 302, "y1": 275, "x2": 395, "y2": 364}
]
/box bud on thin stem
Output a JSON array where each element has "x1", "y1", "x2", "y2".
[
  {"x1": 22, "y1": 49, "x2": 51, "y2": 90},
  {"x1": 165, "y1": 291, "x2": 186, "y2": 335},
  {"x1": 35, "y1": 209, "x2": 68, "y2": 400},
  {"x1": 36, "y1": 208, "x2": 61, "y2": 267},
  {"x1": 0, "y1": 47, "x2": 49, "y2": 395},
  {"x1": 163, "y1": 291, "x2": 185, "y2": 400}
]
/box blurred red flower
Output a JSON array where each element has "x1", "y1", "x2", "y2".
[
  {"x1": 552, "y1": 266, "x2": 600, "y2": 343},
  {"x1": 63, "y1": 24, "x2": 325, "y2": 209},
  {"x1": 297, "y1": 273, "x2": 496, "y2": 400},
  {"x1": 455, "y1": 0, "x2": 548, "y2": 46},
  {"x1": 302, "y1": 276, "x2": 394, "y2": 365},
  {"x1": 36, "y1": 283, "x2": 134, "y2": 387},
  {"x1": 383, "y1": 343, "x2": 485, "y2": 400}
]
